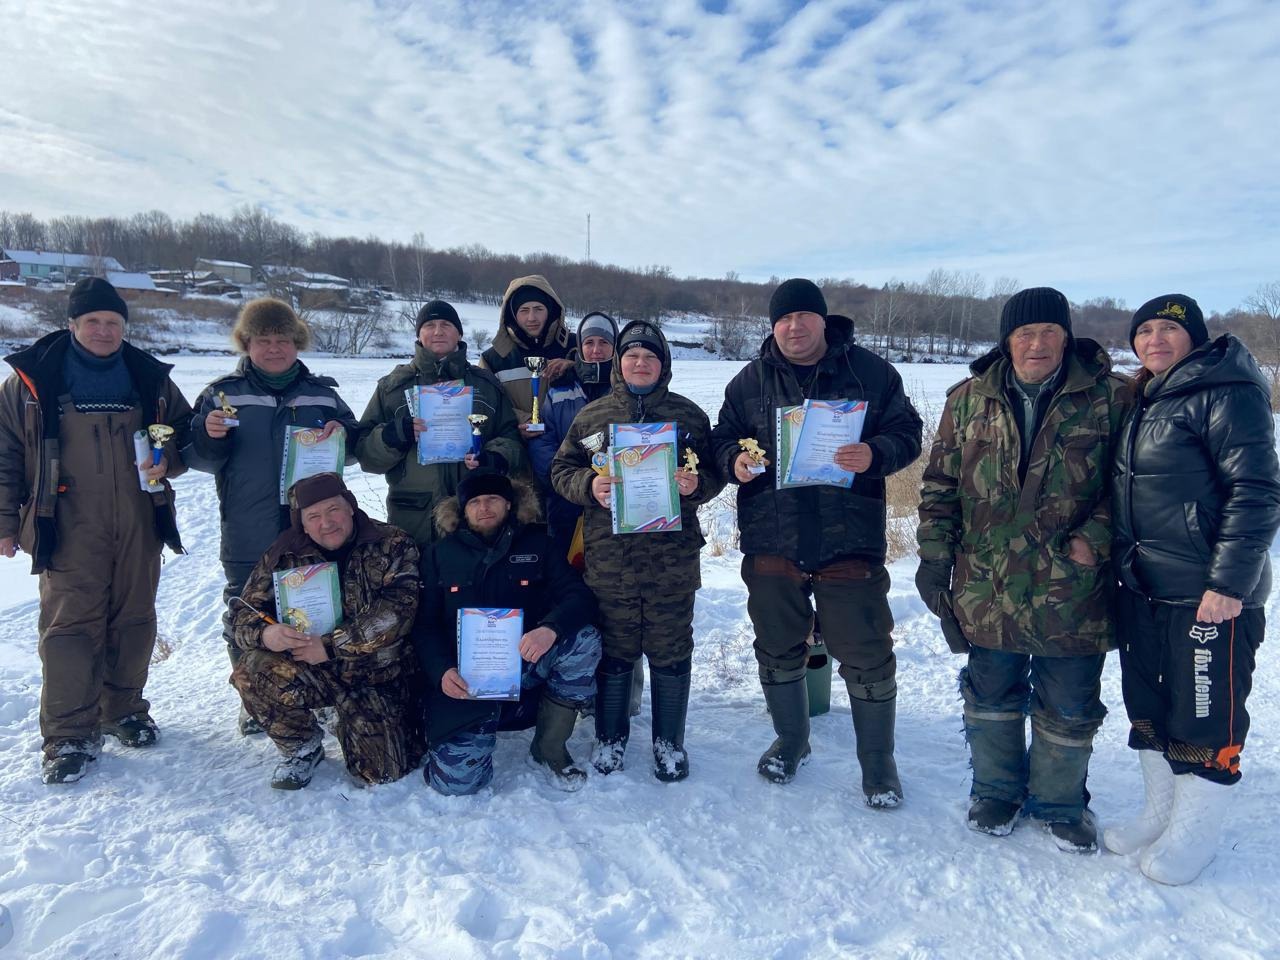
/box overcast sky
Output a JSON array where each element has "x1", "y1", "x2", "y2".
[{"x1": 4, "y1": 0, "x2": 1277, "y2": 312}]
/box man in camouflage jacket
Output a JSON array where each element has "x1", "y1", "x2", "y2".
[
  {"x1": 230, "y1": 473, "x2": 420, "y2": 789},
  {"x1": 916, "y1": 287, "x2": 1126, "y2": 850}
]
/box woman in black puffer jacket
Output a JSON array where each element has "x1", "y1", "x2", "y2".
[{"x1": 1104, "y1": 294, "x2": 1280, "y2": 885}]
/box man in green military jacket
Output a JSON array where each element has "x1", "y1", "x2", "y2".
[
  {"x1": 916, "y1": 286, "x2": 1126, "y2": 851},
  {"x1": 356, "y1": 300, "x2": 523, "y2": 546}
]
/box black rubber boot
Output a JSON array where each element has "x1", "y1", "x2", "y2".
[
  {"x1": 650, "y1": 658, "x2": 692, "y2": 783},
  {"x1": 964, "y1": 707, "x2": 1028, "y2": 835},
  {"x1": 591, "y1": 658, "x2": 634, "y2": 775},
  {"x1": 758, "y1": 667, "x2": 811, "y2": 784},
  {"x1": 531, "y1": 695, "x2": 588, "y2": 791},
  {"x1": 846, "y1": 677, "x2": 903, "y2": 808},
  {"x1": 630, "y1": 664, "x2": 645, "y2": 718}
]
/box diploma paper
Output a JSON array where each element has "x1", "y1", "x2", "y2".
[
  {"x1": 610, "y1": 443, "x2": 681, "y2": 534},
  {"x1": 457, "y1": 607, "x2": 523, "y2": 700},
  {"x1": 783, "y1": 399, "x2": 867, "y2": 489},
  {"x1": 773, "y1": 405, "x2": 813, "y2": 490},
  {"x1": 406, "y1": 382, "x2": 474, "y2": 465},
  {"x1": 272, "y1": 563, "x2": 343, "y2": 635},
  {"x1": 132, "y1": 430, "x2": 153, "y2": 492},
  {"x1": 280, "y1": 425, "x2": 346, "y2": 503}
]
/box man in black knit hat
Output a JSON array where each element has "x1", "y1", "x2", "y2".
[
  {"x1": 0, "y1": 277, "x2": 192, "y2": 784},
  {"x1": 710, "y1": 277, "x2": 923, "y2": 804}
]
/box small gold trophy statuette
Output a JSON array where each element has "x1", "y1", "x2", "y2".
[
  {"x1": 217, "y1": 390, "x2": 240, "y2": 427},
  {"x1": 146, "y1": 424, "x2": 175, "y2": 486},
  {"x1": 738, "y1": 437, "x2": 767, "y2": 474},
  {"x1": 524, "y1": 356, "x2": 547, "y2": 432},
  {"x1": 285, "y1": 607, "x2": 311, "y2": 633},
  {"x1": 683, "y1": 447, "x2": 700, "y2": 475}
]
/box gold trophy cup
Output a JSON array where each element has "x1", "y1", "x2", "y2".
[
  {"x1": 467, "y1": 413, "x2": 488, "y2": 458},
  {"x1": 524, "y1": 356, "x2": 547, "y2": 433},
  {"x1": 146, "y1": 424, "x2": 175, "y2": 486},
  {"x1": 580, "y1": 432, "x2": 610, "y2": 476}
]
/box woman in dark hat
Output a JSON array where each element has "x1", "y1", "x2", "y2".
[{"x1": 1105, "y1": 294, "x2": 1280, "y2": 884}]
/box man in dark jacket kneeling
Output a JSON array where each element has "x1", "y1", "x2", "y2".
[
  {"x1": 414, "y1": 469, "x2": 601, "y2": 794},
  {"x1": 229, "y1": 473, "x2": 420, "y2": 790}
]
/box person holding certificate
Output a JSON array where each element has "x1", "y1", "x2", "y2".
[
  {"x1": 185, "y1": 297, "x2": 358, "y2": 736},
  {"x1": 551, "y1": 321, "x2": 724, "y2": 783},
  {"x1": 916, "y1": 287, "x2": 1125, "y2": 850},
  {"x1": 230, "y1": 473, "x2": 421, "y2": 790},
  {"x1": 356, "y1": 299, "x2": 522, "y2": 547},
  {"x1": 709, "y1": 278, "x2": 923, "y2": 803},
  {"x1": 414, "y1": 469, "x2": 601, "y2": 794}
]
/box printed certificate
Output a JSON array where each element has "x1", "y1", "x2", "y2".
[
  {"x1": 280, "y1": 425, "x2": 346, "y2": 503},
  {"x1": 457, "y1": 607, "x2": 523, "y2": 700},
  {"x1": 272, "y1": 563, "x2": 343, "y2": 635},
  {"x1": 773, "y1": 404, "x2": 811, "y2": 490},
  {"x1": 782, "y1": 399, "x2": 867, "y2": 489},
  {"x1": 610, "y1": 442, "x2": 681, "y2": 534},
  {"x1": 406, "y1": 381, "x2": 474, "y2": 465}
]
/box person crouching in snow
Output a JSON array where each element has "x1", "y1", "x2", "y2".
[
  {"x1": 229, "y1": 473, "x2": 420, "y2": 789},
  {"x1": 414, "y1": 468, "x2": 601, "y2": 794}
]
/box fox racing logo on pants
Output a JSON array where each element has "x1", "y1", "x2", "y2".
[{"x1": 1189, "y1": 624, "x2": 1218, "y2": 645}]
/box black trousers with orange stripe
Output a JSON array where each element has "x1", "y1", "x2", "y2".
[{"x1": 1117, "y1": 587, "x2": 1264, "y2": 785}]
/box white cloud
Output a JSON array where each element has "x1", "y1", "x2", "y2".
[{"x1": 2, "y1": 0, "x2": 1276, "y2": 310}]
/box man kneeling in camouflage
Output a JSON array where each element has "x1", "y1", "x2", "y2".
[{"x1": 229, "y1": 473, "x2": 420, "y2": 789}]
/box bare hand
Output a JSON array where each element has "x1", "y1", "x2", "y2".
[
  {"x1": 138, "y1": 455, "x2": 168, "y2": 483},
  {"x1": 263, "y1": 623, "x2": 309, "y2": 652},
  {"x1": 519, "y1": 626, "x2": 557, "y2": 664},
  {"x1": 291, "y1": 636, "x2": 330, "y2": 665},
  {"x1": 1196, "y1": 590, "x2": 1243, "y2": 624},
  {"x1": 1067, "y1": 536, "x2": 1097, "y2": 567},
  {"x1": 0, "y1": 536, "x2": 17, "y2": 558},
  {"x1": 518, "y1": 422, "x2": 542, "y2": 441},
  {"x1": 317, "y1": 421, "x2": 345, "y2": 441},
  {"x1": 675, "y1": 468, "x2": 699, "y2": 498},
  {"x1": 834, "y1": 442, "x2": 873, "y2": 474},
  {"x1": 734, "y1": 451, "x2": 769, "y2": 484},
  {"x1": 442, "y1": 667, "x2": 471, "y2": 699},
  {"x1": 544, "y1": 358, "x2": 575, "y2": 383},
  {"x1": 591, "y1": 473, "x2": 620, "y2": 508},
  {"x1": 205, "y1": 409, "x2": 231, "y2": 439}
]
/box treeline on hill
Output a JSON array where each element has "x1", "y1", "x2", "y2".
[{"x1": 2, "y1": 208, "x2": 1277, "y2": 380}]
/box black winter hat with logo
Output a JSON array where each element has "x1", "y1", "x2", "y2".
[
  {"x1": 1129, "y1": 294, "x2": 1207, "y2": 350},
  {"x1": 415, "y1": 299, "x2": 463, "y2": 336}
]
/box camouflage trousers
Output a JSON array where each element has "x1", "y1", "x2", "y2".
[
  {"x1": 231, "y1": 649, "x2": 411, "y2": 785},
  {"x1": 741, "y1": 555, "x2": 896, "y2": 686},
  {"x1": 426, "y1": 625, "x2": 601, "y2": 795},
  {"x1": 596, "y1": 592, "x2": 695, "y2": 668}
]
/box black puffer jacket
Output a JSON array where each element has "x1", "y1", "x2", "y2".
[
  {"x1": 709, "y1": 315, "x2": 923, "y2": 568},
  {"x1": 1112, "y1": 335, "x2": 1280, "y2": 607}
]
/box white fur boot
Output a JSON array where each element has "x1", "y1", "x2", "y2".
[
  {"x1": 1140, "y1": 773, "x2": 1232, "y2": 885},
  {"x1": 1103, "y1": 750, "x2": 1175, "y2": 855}
]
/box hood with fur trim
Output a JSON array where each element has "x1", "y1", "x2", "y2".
[
  {"x1": 492, "y1": 275, "x2": 571, "y2": 356},
  {"x1": 432, "y1": 478, "x2": 542, "y2": 537}
]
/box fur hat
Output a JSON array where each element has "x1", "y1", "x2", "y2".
[
  {"x1": 232, "y1": 298, "x2": 311, "y2": 353},
  {"x1": 286, "y1": 472, "x2": 357, "y2": 530}
]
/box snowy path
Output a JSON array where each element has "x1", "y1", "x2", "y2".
[{"x1": 0, "y1": 358, "x2": 1276, "y2": 959}]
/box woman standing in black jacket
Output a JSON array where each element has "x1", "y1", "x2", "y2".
[{"x1": 1104, "y1": 294, "x2": 1280, "y2": 884}]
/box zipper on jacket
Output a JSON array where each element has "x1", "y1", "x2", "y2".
[{"x1": 93, "y1": 423, "x2": 104, "y2": 474}]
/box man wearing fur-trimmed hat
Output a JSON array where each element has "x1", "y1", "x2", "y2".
[
  {"x1": 414, "y1": 468, "x2": 601, "y2": 794},
  {"x1": 228, "y1": 472, "x2": 420, "y2": 789},
  {"x1": 185, "y1": 297, "x2": 359, "y2": 736},
  {"x1": 0, "y1": 277, "x2": 192, "y2": 784},
  {"x1": 356, "y1": 298, "x2": 522, "y2": 548}
]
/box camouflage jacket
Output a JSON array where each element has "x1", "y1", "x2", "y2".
[
  {"x1": 550, "y1": 322, "x2": 725, "y2": 597},
  {"x1": 230, "y1": 510, "x2": 421, "y2": 685},
  {"x1": 917, "y1": 339, "x2": 1127, "y2": 656}
]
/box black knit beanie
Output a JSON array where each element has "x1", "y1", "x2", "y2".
[
  {"x1": 616, "y1": 321, "x2": 665, "y2": 361},
  {"x1": 415, "y1": 299, "x2": 462, "y2": 336},
  {"x1": 1000, "y1": 287, "x2": 1071, "y2": 346},
  {"x1": 68, "y1": 277, "x2": 128, "y2": 322},
  {"x1": 508, "y1": 286, "x2": 560, "y2": 324},
  {"x1": 1129, "y1": 294, "x2": 1207, "y2": 350},
  {"x1": 458, "y1": 468, "x2": 514, "y2": 510},
  {"x1": 769, "y1": 278, "x2": 828, "y2": 324}
]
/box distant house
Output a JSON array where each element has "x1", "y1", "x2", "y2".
[
  {"x1": 195, "y1": 258, "x2": 254, "y2": 285},
  {"x1": 106, "y1": 271, "x2": 158, "y2": 293},
  {"x1": 0, "y1": 259, "x2": 17, "y2": 282},
  {"x1": 0, "y1": 249, "x2": 125, "y2": 282}
]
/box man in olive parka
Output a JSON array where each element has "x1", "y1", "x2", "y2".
[{"x1": 356, "y1": 300, "x2": 522, "y2": 547}]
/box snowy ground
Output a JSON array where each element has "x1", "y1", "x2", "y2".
[{"x1": 0, "y1": 356, "x2": 1277, "y2": 959}]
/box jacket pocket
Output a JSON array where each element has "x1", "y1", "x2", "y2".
[{"x1": 1183, "y1": 502, "x2": 1213, "y2": 560}]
